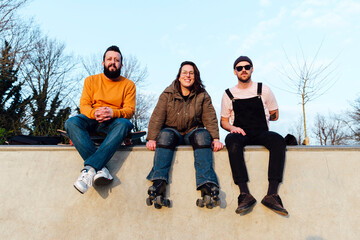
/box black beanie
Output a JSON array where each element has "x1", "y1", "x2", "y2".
[{"x1": 233, "y1": 56, "x2": 253, "y2": 69}]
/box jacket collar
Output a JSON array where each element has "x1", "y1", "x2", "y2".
[{"x1": 165, "y1": 80, "x2": 196, "y2": 99}]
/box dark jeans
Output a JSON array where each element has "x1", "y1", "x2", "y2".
[
  {"x1": 225, "y1": 131, "x2": 286, "y2": 185},
  {"x1": 146, "y1": 128, "x2": 219, "y2": 189},
  {"x1": 65, "y1": 114, "x2": 134, "y2": 170}
]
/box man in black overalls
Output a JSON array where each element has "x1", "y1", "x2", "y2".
[{"x1": 220, "y1": 56, "x2": 288, "y2": 216}]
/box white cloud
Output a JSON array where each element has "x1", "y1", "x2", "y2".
[
  {"x1": 177, "y1": 49, "x2": 191, "y2": 57},
  {"x1": 159, "y1": 34, "x2": 193, "y2": 58},
  {"x1": 259, "y1": 0, "x2": 270, "y2": 7},
  {"x1": 160, "y1": 34, "x2": 170, "y2": 47},
  {"x1": 291, "y1": 8, "x2": 315, "y2": 18},
  {"x1": 292, "y1": 0, "x2": 360, "y2": 28},
  {"x1": 311, "y1": 12, "x2": 345, "y2": 27},
  {"x1": 302, "y1": 0, "x2": 329, "y2": 6},
  {"x1": 176, "y1": 24, "x2": 187, "y2": 31},
  {"x1": 338, "y1": 0, "x2": 360, "y2": 14},
  {"x1": 236, "y1": 7, "x2": 286, "y2": 53},
  {"x1": 343, "y1": 37, "x2": 353, "y2": 44},
  {"x1": 226, "y1": 34, "x2": 241, "y2": 45}
]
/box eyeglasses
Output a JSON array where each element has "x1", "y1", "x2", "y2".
[
  {"x1": 181, "y1": 71, "x2": 195, "y2": 76},
  {"x1": 235, "y1": 65, "x2": 252, "y2": 71}
]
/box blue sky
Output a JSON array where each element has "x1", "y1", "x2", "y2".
[{"x1": 19, "y1": 0, "x2": 360, "y2": 143}]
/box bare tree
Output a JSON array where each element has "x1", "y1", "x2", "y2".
[
  {"x1": 0, "y1": 1, "x2": 40, "y2": 137},
  {"x1": 313, "y1": 113, "x2": 350, "y2": 145},
  {"x1": 0, "y1": 0, "x2": 28, "y2": 34},
  {"x1": 288, "y1": 114, "x2": 304, "y2": 145},
  {"x1": 81, "y1": 53, "x2": 148, "y2": 87},
  {"x1": 281, "y1": 40, "x2": 337, "y2": 145},
  {"x1": 120, "y1": 56, "x2": 154, "y2": 137},
  {"x1": 121, "y1": 55, "x2": 148, "y2": 87},
  {"x1": 0, "y1": 0, "x2": 36, "y2": 71},
  {"x1": 21, "y1": 36, "x2": 78, "y2": 135},
  {"x1": 132, "y1": 93, "x2": 153, "y2": 132},
  {"x1": 81, "y1": 53, "x2": 102, "y2": 76},
  {"x1": 345, "y1": 96, "x2": 360, "y2": 143},
  {"x1": 2, "y1": 21, "x2": 38, "y2": 66}
]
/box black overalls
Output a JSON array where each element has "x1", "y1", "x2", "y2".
[{"x1": 224, "y1": 83, "x2": 286, "y2": 185}]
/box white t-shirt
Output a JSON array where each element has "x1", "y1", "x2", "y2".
[{"x1": 221, "y1": 82, "x2": 278, "y2": 127}]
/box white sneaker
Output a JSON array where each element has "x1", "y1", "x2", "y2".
[
  {"x1": 74, "y1": 166, "x2": 96, "y2": 194},
  {"x1": 94, "y1": 166, "x2": 113, "y2": 186}
]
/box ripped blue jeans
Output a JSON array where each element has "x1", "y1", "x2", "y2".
[{"x1": 146, "y1": 128, "x2": 219, "y2": 189}]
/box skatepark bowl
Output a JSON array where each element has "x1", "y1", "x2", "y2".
[{"x1": 0, "y1": 145, "x2": 359, "y2": 240}]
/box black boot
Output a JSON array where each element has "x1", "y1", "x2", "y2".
[
  {"x1": 146, "y1": 180, "x2": 171, "y2": 209},
  {"x1": 196, "y1": 183, "x2": 221, "y2": 209}
]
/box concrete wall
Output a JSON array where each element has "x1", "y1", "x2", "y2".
[{"x1": 0, "y1": 145, "x2": 359, "y2": 240}]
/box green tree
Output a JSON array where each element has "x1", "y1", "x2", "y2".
[
  {"x1": 0, "y1": 128, "x2": 6, "y2": 144},
  {"x1": 21, "y1": 36, "x2": 76, "y2": 135},
  {"x1": 0, "y1": 41, "x2": 28, "y2": 140}
]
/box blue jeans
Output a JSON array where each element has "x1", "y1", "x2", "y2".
[
  {"x1": 146, "y1": 128, "x2": 219, "y2": 189},
  {"x1": 64, "y1": 114, "x2": 133, "y2": 170}
]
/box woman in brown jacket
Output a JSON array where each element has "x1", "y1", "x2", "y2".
[{"x1": 145, "y1": 61, "x2": 223, "y2": 209}]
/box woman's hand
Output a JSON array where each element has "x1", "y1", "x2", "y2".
[
  {"x1": 146, "y1": 140, "x2": 157, "y2": 151},
  {"x1": 212, "y1": 139, "x2": 224, "y2": 152}
]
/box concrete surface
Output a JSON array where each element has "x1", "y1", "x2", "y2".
[{"x1": 0, "y1": 145, "x2": 359, "y2": 240}]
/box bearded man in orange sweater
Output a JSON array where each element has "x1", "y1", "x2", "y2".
[{"x1": 65, "y1": 45, "x2": 136, "y2": 194}]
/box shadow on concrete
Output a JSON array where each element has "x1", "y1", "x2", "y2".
[
  {"x1": 306, "y1": 236, "x2": 325, "y2": 240},
  {"x1": 93, "y1": 150, "x2": 131, "y2": 199},
  {"x1": 219, "y1": 189, "x2": 227, "y2": 209}
]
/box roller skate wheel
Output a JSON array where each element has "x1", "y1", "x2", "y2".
[
  {"x1": 164, "y1": 199, "x2": 171, "y2": 207},
  {"x1": 146, "y1": 197, "x2": 153, "y2": 206},
  {"x1": 154, "y1": 203, "x2": 162, "y2": 209},
  {"x1": 155, "y1": 196, "x2": 163, "y2": 205},
  {"x1": 206, "y1": 204, "x2": 213, "y2": 209},
  {"x1": 196, "y1": 199, "x2": 204, "y2": 208},
  {"x1": 204, "y1": 195, "x2": 211, "y2": 205}
]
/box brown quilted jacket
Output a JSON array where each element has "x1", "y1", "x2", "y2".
[{"x1": 146, "y1": 81, "x2": 220, "y2": 140}]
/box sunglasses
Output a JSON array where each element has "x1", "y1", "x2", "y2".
[{"x1": 236, "y1": 65, "x2": 252, "y2": 71}]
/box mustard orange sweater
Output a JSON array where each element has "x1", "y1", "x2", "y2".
[{"x1": 80, "y1": 73, "x2": 136, "y2": 119}]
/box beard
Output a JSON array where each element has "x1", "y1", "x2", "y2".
[
  {"x1": 238, "y1": 74, "x2": 251, "y2": 83},
  {"x1": 104, "y1": 63, "x2": 121, "y2": 79}
]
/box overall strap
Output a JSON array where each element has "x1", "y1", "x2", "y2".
[
  {"x1": 257, "y1": 82, "x2": 262, "y2": 96},
  {"x1": 225, "y1": 88, "x2": 235, "y2": 101}
]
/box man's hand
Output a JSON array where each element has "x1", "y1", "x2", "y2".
[
  {"x1": 221, "y1": 117, "x2": 246, "y2": 135},
  {"x1": 95, "y1": 107, "x2": 114, "y2": 122},
  {"x1": 230, "y1": 126, "x2": 246, "y2": 136},
  {"x1": 212, "y1": 139, "x2": 224, "y2": 152},
  {"x1": 146, "y1": 140, "x2": 157, "y2": 151}
]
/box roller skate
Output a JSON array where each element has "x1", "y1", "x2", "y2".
[
  {"x1": 196, "y1": 183, "x2": 221, "y2": 209},
  {"x1": 146, "y1": 180, "x2": 171, "y2": 209}
]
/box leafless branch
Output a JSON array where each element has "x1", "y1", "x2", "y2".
[{"x1": 280, "y1": 40, "x2": 338, "y2": 142}]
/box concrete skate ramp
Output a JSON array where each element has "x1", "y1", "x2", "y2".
[{"x1": 0, "y1": 145, "x2": 359, "y2": 240}]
